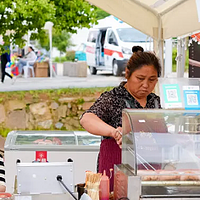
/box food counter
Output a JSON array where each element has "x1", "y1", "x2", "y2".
[
  {"x1": 4, "y1": 130, "x2": 101, "y2": 193},
  {"x1": 114, "y1": 109, "x2": 200, "y2": 200}
]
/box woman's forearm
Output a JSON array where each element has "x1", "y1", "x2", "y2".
[
  {"x1": 80, "y1": 113, "x2": 114, "y2": 137},
  {"x1": 0, "y1": 185, "x2": 5, "y2": 192},
  {"x1": 189, "y1": 59, "x2": 200, "y2": 67}
]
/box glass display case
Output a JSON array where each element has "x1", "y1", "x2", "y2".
[
  {"x1": 114, "y1": 109, "x2": 200, "y2": 200},
  {"x1": 4, "y1": 131, "x2": 101, "y2": 193}
]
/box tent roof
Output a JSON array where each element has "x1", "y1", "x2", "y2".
[{"x1": 87, "y1": 0, "x2": 200, "y2": 40}]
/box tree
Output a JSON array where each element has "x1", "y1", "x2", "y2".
[
  {"x1": 51, "y1": 0, "x2": 97, "y2": 33},
  {"x1": 95, "y1": 7, "x2": 110, "y2": 20},
  {"x1": 0, "y1": 0, "x2": 97, "y2": 52},
  {"x1": 52, "y1": 30, "x2": 73, "y2": 54},
  {"x1": 0, "y1": 0, "x2": 55, "y2": 51},
  {"x1": 38, "y1": 29, "x2": 73, "y2": 53}
]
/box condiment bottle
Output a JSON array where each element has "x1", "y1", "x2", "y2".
[{"x1": 99, "y1": 170, "x2": 110, "y2": 200}]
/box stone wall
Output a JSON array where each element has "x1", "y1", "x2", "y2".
[{"x1": 0, "y1": 97, "x2": 96, "y2": 131}]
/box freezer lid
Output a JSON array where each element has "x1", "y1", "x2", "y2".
[{"x1": 4, "y1": 130, "x2": 101, "y2": 151}]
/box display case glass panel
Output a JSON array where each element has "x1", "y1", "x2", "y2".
[
  {"x1": 74, "y1": 131, "x2": 101, "y2": 146},
  {"x1": 5, "y1": 131, "x2": 101, "y2": 150},
  {"x1": 14, "y1": 131, "x2": 76, "y2": 146},
  {"x1": 122, "y1": 109, "x2": 200, "y2": 182}
]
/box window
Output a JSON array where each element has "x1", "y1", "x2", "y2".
[
  {"x1": 87, "y1": 31, "x2": 98, "y2": 43},
  {"x1": 116, "y1": 28, "x2": 149, "y2": 42},
  {"x1": 107, "y1": 30, "x2": 118, "y2": 46}
]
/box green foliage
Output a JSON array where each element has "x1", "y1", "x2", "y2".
[
  {"x1": 95, "y1": 7, "x2": 110, "y2": 20},
  {"x1": 37, "y1": 30, "x2": 51, "y2": 51},
  {"x1": 54, "y1": 56, "x2": 68, "y2": 63},
  {"x1": 0, "y1": 0, "x2": 55, "y2": 52},
  {"x1": 0, "y1": 127, "x2": 12, "y2": 137},
  {"x1": 40, "y1": 29, "x2": 74, "y2": 53},
  {"x1": 52, "y1": 30, "x2": 74, "y2": 53},
  {"x1": 172, "y1": 47, "x2": 189, "y2": 72},
  {"x1": 53, "y1": 51, "x2": 75, "y2": 63},
  {"x1": 0, "y1": 87, "x2": 114, "y2": 100},
  {"x1": 185, "y1": 48, "x2": 189, "y2": 72},
  {"x1": 66, "y1": 51, "x2": 75, "y2": 61},
  {"x1": 172, "y1": 47, "x2": 177, "y2": 72},
  {"x1": 77, "y1": 98, "x2": 84, "y2": 104},
  {"x1": 52, "y1": 0, "x2": 97, "y2": 33},
  {"x1": 0, "y1": 0, "x2": 97, "y2": 52}
]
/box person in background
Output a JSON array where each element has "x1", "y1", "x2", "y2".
[
  {"x1": 13, "y1": 46, "x2": 37, "y2": 76},
  {"x1": 132, "y1": 45, "x2": 144, "y2": 53},
  {"x1": 1, "y1": 47, "x2": 12, "y2": 84},
  {"x1": 80, "y1": 51, "x2": 162, "y2": 191},
  {"x1": 0, "y1": 153, "x2": 6, "y2": 192}
]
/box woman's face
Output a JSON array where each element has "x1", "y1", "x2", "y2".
[{"x1": 126, "y1": 65, "x2": 158, "y2": 99}]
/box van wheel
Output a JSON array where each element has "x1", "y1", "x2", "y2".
[
  {"x1": 89, "y1": 66, "x2": 97, "y2": 75},
  {"x1": 113, "y1": 60, "x2": 121, "y2": 76}
]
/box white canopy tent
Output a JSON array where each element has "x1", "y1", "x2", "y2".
[
  {"x1": 86, "y1": 0, "x2": 200, "y2": 76},
  {"x1": 87, "y1": 0, "x2": 200, "y2": 40}
]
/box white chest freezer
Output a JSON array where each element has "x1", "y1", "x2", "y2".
[{"x1": 4, "y1": 130, "x2": 101, "y2": 193}]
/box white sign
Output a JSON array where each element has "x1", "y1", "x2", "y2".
[{"x1": 196, "y1": 0, "x2": 200, "y2": 22}]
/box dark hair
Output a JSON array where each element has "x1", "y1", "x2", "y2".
[
  {"x1": 29, "y1": 46, "x2": 34, "y2": 51},
  {"x1": 126, "y1": 51, "x2": 161, "y2": 78},
  {"x1": 132, "y1": 46, "x2": 144, "y2": 53}
]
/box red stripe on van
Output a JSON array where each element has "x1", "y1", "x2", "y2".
[
  {"x1": 86, "y1": 46, "x2": 95, "y2": 54},
  {"x1": 104, "y1": 49, "x2": 123, "y2": 58}
]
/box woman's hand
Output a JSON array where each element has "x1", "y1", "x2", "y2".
[{"x1": 111, "y1": 127, "x2": 122, "y2": 148}]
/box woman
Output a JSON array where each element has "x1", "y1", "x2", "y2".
[
  {"x1": 14, "y1": 46, "x2": 37, "y2": 76},
  {"x1": 80, "y1": 51, "x2": 162, "y2": 191}
]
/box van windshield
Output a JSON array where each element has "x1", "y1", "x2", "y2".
[{"x1": 117, "y1": 28, "x2": 149, "y2": 42}]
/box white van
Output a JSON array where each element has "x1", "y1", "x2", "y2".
[{"x1": 86, "y1": 23, "x2": 153, "y2": 76}]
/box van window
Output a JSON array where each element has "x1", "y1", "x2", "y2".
[
  {"x1": 117, "y1": 28, "x2": 149, "y2": 42},
  {"x1": 87, "y1": 31, "x2": 98, "y2": 43},
  {"x1": 107, "y1": 30, "x2": 118, "y2": 46}
]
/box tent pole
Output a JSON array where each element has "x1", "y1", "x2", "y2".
[
  {"x1": 176, "y1": 38, "x2": 185, "y2": 77},
  {"x1": 153, "y1": 16, "x2": 164, "y2": 77},
  {"x1": 164, "y1": 38, "x2": 172, "y2": 77},
  {"x1": 49, "y1": 29, "x2": 53, "y2": 78},
  {"x1": 158, "y1": 38, "x2": 164, "y2": 77},
  {"x1": 153, "y1": 16, "x2": 164, "y2": 96}
]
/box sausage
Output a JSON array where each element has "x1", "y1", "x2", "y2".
[
  {"x1": 180, "y1": 171, "x2": 200, "y2": 181},
  {"x1": 157, "y1": 170, "x2": 180, "y2": 181},
  {"x1": 138, "y1": 170, "x2": 158, "y2": 181}
]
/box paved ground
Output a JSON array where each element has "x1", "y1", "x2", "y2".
[
  {"x1": 0, "y1": 71, "x2": 125, "y2": 92},
  {"x1": 0, "y1": 63, "x2": 189, "y2": 92}
]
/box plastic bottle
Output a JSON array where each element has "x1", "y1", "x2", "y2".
[{"x1": 99, "y1": 170, "x2": 110, "y2": 200}]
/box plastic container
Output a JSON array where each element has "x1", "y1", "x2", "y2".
[{"x1": 99, "y1": 170, "x2": 110, "y2": 200}]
